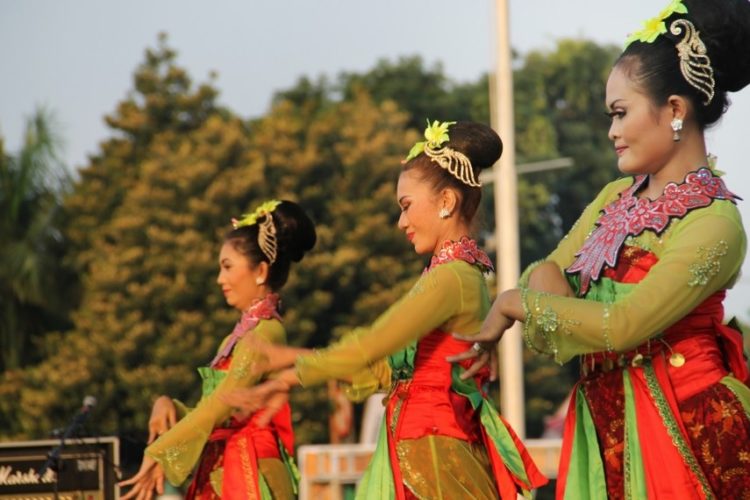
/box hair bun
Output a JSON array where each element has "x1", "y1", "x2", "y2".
[
  {"x1": 445, "y1": 122, "x2": 503, "y2": 173},
  {"x1": 273, "y1": 200, "x2": 316, "y2": 262},
  {"x1": 684, "y1": 0, "x2": 750, "y2": 93}
]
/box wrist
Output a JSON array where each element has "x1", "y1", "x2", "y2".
[{"x1": 498, "y1": 289, "x2": 523, "y2": 322}]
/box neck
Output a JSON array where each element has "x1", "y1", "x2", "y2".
[
  {"x1": 642, "y1": 133, "x2": 708, "y2": 199},
  {"x1": 240, "y1": 292, "x2": 272, "y2": 313},
  {"x1": 434, "y1": 224, "x2": 472, "y2": 254}
]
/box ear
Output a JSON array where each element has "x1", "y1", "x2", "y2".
[
  {"x1": 440, "y1": 188, "x2": 459, "y2": 213},
  {"x1": 255, "y1": 261, "x2": 270, "y2": 284},
  {"x1": 667, "y1": 94, "x2": 689, "y2": 122}
]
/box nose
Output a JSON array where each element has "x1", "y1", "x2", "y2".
[
  {"x1": 608, "y1": 119, "x2": 619, "y2": 142},
  {"x1": 397, "y1": 211, "x2": 408, "y2": 231},
  {"x1": 217, "y1": 269, "x2": 224, "y2": 286}
]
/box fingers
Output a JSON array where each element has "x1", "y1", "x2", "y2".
[
  {"x1": 166, "y1": 407, "x2": 177, "y2": 428},
  {"x1": 459, "y1": 351, "x2": 491, "y2": 380},
  {"x1": 256, "y1": 391, "x2": 289, "y2": 427},
  {"x1": 118, "y1": 462, "x2": 161, "y2": 500},
  {"x1": 220, "y1": 388, "x2": 261, "y2": 412},
  {"x1": 489, "y1": 348, "x2": 499, "y2": 382},
  {"x1": 445, "y1": 348, "x2": 479, "y2": 363},
  {"x1": 154, "y1": 466, "x2": 165, "y2": 495},
  {"x1": 118, "y1": 470, "x2": 146, "y2": 488},
  {"x1": 147, "y1": 428, "x2": 156, "y2": 445}
]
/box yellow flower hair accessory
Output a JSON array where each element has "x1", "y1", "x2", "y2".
[
  {"x1": 231, "y1": 199, "x2": 281, "y2": 263},
  {"x1": 624, "y1": 0, "x2": 688, "y2": 47},
  {"x1": 404, "y1": 119, "x2": 482, "y2": 188}
]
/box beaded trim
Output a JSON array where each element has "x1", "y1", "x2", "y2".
[
  {"x1": 643, "y1": 363, "x2": 714, "y2": 498},
  {"x1": 566, "y1": 168, "x2": 738, "y2": 295}
]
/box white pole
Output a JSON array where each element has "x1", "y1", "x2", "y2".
[{"x1": 491, "y1": 0, "x2": 525, "y2": 438}]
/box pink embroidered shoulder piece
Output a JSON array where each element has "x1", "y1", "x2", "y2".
[
  {"x1": 209, "y1": 293, "x2": 282, "y2": 367},
  {"x1": 428, "y1": 236, "x2": 494, "y2": 273},
  {"x1": 566, "y1": 168, "x2": 738, "y2": 295}
]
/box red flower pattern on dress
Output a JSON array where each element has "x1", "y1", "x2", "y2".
[
  {"x1": 567, "y1": 168, "x2": 738, "y2": 295},
  {"x1": 427, "y1": 236, "x2": 494, "y2": 273},
  {"x1": 209, "y1": 293, "x2": 281, "y2": 368}
]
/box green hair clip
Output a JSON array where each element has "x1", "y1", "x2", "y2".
[
  {"x1": 624, "y1": 0, "x2": 688, "y2": 47},
  {"x1": 232, "y1": 200, "x2": 282, "y2": 229},
  {"x1": 404, "y1": 119, "x2": 456, "y2": 162}
]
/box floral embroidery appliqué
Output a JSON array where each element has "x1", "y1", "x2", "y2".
[
  {"x1": 567, "y1": 168, "x2": 738, "y2": 294},
  {"x1": 688, "y1": 241, "x2": 729, "y2": 287},
  {"x1": 428, "y1": 237, "x2": 494, "y2": 274}
]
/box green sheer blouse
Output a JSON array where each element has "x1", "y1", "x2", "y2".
[
  {"x1": 295, "y1": 260, "x2": 491, "y2": 390},
  {"x1": 145, "y1": 319, "x2": 285, "y2": 486},
  {"x1": 521, "y1": 175, "x2": 746, "y2": 364}
]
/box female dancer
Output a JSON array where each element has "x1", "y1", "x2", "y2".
[
  {"x1": 119, "y1": 200, "x2": 316, "y2": 499},
  {"x1": 463, "y1": 0, "x2": 750, "y2": 497},
  {"x1": 225, "y1": 121, "x2": 548, "y2": 499}
]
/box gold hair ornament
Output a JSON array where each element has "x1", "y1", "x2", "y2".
[
  {"x1": 404, "y1": 119, "x2": 482, "y2": 188},
  {"x1": 670, "y1": 19, "x2": 715, "y2": 105},
  {"x1": 231, "y1": 199, "x2": 281, "y2": 264}
]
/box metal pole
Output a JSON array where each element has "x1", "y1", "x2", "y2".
[{"x1": 491, "y1": 0, "x2": 525, "y2": 438}]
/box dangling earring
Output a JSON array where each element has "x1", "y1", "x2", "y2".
[
  {"x1": 671, "y1": 118, "x2": 683, "y2": 142},
  {"x1": 255, "y1": 277, "x2": 265, "y2": 285},
  {"x1": 439, "y1": 208, "x2": 451, "y2": 219}
]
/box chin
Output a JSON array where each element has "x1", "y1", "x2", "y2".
[
  {"x1": 617, "y1": 159, "x2": 642, "y2": 176},
  {"x1": 412, "y1": 242, "x2": 431, "y2": 255}
]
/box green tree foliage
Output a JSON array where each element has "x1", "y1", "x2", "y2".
[
  {"x1": 1, "y1": 36, "x2": 625, "y2": 444},
  {"x1": 0, "y1": 109, "x2": 72, "y2": 372},
  {"x1": 0, "y1": 37, "x2": 421, "y2": 444}
]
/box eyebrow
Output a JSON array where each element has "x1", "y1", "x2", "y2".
[
  {"x1": 220, "y1": 258, "x2": 231, "y2": 265},
  {"x1": 607, "y1": 98, "x2": 624, "y2": 109}
]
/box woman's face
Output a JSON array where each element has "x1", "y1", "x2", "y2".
[
  {"x1": 396, "y1": 169, "x2": 443, "y2": 255},
  {"x1": 606, "y1": 65, "x2": 675, "y2": 175},
  {"x1": 217, "y1": 242, "x2": 267, "y2": 311}
]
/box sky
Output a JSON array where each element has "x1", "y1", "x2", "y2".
[{"x1": 2, "y1": 0, "x2": 749, "y2": 320}]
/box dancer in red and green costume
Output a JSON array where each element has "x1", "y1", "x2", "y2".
[
  {"x1": 119, "y1": 200, "x2": 316, "y2": 500},
  {"x1": 225, "y1": 121, "x2": 548, "y2": 499},
  {"x1": 464, "y1": 1, "x2": 750, "y2": 497}
]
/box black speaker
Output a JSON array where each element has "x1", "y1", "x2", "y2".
[{"x1": 0, "y1": 437, "x2": 119, "y2": 500}]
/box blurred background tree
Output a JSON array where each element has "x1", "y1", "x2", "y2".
[
  {"x1": 0, "y1": 109, "x2": 73, "y2": 370},
  {"x1": 0, "y1": 34, "x2": 654, "y2": 448}
]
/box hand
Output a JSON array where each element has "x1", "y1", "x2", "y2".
[
  {"x1": 446, "y1": 341, "x2": 499, "y2": 381},
  {"x1": 147, "y1": 396, "x2": 177, "y2": 444},
  {"x1": 118, "y1": 456, "x2": 164, "y2": 500},
  {"x1": 221, "y1": 368, "x2": 297, "y2": 425},
  {"x1": 450, "y1": 291, "x2": 516, "y2": 380}
]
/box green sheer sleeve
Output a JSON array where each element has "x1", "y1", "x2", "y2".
[
  {"x1": 171, "y1": 399, "x2": 192, "y2": 419},
  {"x1": 521, "y1": 205, "x2": 745, "y2": 364},
  {"x1": 296, "y1": 261, "x2": 486, "y2": 387},
  {"x1": 145, "y1": 320, "x2": 285, "y2": 486}
]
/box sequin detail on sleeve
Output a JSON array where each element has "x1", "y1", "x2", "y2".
[
  {"x1": 522, "y1": 291, "x2": 581, "y2": 362},
  {"x1": 688, "y1": 241, "x2": 729, "y2": 287}
]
